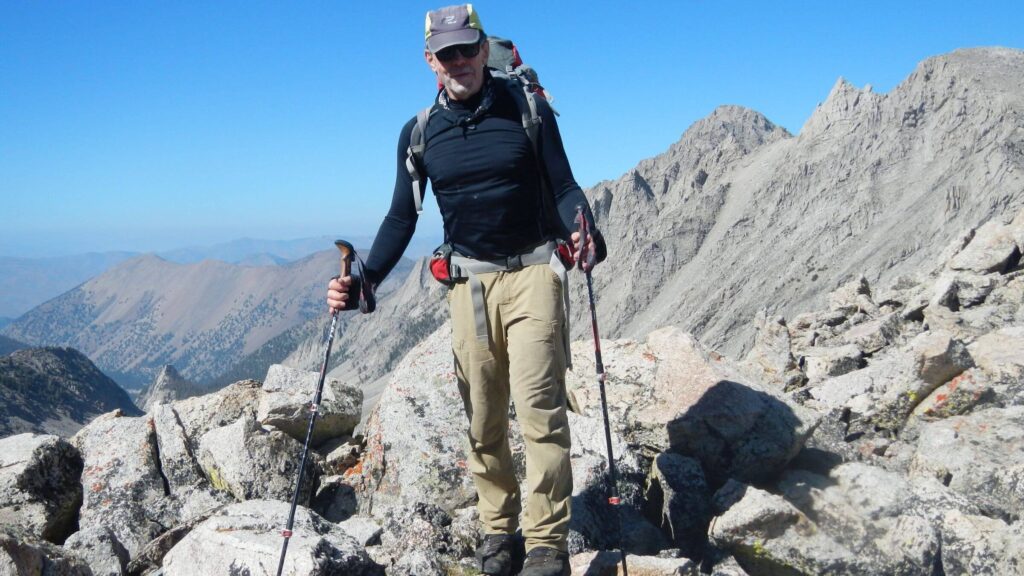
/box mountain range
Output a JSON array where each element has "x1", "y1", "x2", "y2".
[
  {"x1": 2, "y1": 249, "x2": 413, "y2": 390},
  {"x1": 0, "y1": 234, "x2": 443, "y2": 320}
]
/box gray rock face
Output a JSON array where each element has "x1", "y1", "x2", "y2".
[
  {"x1": 570, "y1": 327, "x2": 819, "y2": 484},
  {"x1": 579, "y1": 48, "x2": 1024, "y2": 365},
  {"x1": 161, "y1": 500, "x2": 382, "y2": 576},
  {"x1": 150, "y1": 403, "x2": 228, "y2": 524},
  {"x1": 352, "y1": 326, "x2": 476, "y2": 515},
  {"x1": 775, "y1": 463, "x2": 977, "y2": 575},
  {"x1": 909, "y1": 406, "x2": 1024, "y2": 520},
  {"x1": 709, "y1": 482, "x2": 866, "y2": 575},
  {"x1": 196, "y1": 414, "x2": 313, "y2": 503},
  {"x1": 61, "y1": 525, "x2": 129, "y2": 576},
  {"x1": 72, "y1": 411, "x2": 166, "y2": 561},
  {"x1": 939, "y1": 510, "x2": 1024, "y2": 575},
  {"x1": 169, "y1": 378, "x2": 261, "y2": 451},
  {"x1": 0, "y1": 529, "x2": 92, "y2": 576},
  {"x1": 257, "y1": 363, "x2": 361, "y2": 447},
  {"x1": 0, "y1": 434, "x2": 82, "y2": 544},
  {"x1": 642, "y1": 453, "x2": 710, "y2": 556}
]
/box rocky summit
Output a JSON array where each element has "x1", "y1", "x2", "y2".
[{"x1": 1, "y1": 48, "x2": 1024, "y2": 575}]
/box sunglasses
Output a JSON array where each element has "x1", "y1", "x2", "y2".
[{"x1": 435, "y1": 42, "x2": 482, "y2": 62}]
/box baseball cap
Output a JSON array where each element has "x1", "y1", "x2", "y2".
[{"x1": 424, "y1": 4, "x2": 485, "y2": 54}]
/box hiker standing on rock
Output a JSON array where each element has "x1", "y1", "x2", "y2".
[{"x1": 327, "y1": 4, "x2": 605, "y2": 575}]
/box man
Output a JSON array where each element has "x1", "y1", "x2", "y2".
[{"x1": 327, "y1": 5, "x2": 606, "y2": 575}]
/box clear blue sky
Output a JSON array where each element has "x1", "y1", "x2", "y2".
[{"x1": 2, "y1": 1, "x2": 1021, "y2": 257}]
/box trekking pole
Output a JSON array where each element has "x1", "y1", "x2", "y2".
[
  {"x1": 575, "y1": 205, "x2": 628, "y2": 576},
  {"x1": 276, "y1": 239, "x2": 354, "y2": 576}
]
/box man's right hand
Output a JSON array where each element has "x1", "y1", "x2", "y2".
[{"x1": 327, "y1": 276, "x2": 354, "y2": 312}]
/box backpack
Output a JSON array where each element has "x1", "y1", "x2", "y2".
[{"x1": 405, "y1": 36, "x2": 556, "y2": 215}]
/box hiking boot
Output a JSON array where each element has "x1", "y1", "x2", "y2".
[
  {"x1": 476, "y1": 534, "x2": 515, "y2": 575},
  {"x1": 520, "y1": 546, "x2": 570, "y2": 576}
]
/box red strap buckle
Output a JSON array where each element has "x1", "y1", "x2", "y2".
[
  {"x1": 608, "y1": 496, "x2": 620, "y2": 505},
  {"x1": 281, "y1": 529, "x2": 293, "y2": 538}
]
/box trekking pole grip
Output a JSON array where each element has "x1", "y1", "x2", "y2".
[{"x1": 335, "y1": 239, "x2": 354, "y2": 279}]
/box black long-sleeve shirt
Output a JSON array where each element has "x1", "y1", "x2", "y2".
[{"x1": 363, "y1": 73, "x2": 604, "y2": 287}]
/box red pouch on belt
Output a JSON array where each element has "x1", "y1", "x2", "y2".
[
  {"x1": 555, "y1": 239, "x2": 576, "y2": 269},
  {"x1": 430, "y1": 243, "x2": 458, "y2": 287}
]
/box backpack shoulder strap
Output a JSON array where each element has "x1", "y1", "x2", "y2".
[
  {"x1": 498, "y1": 75, "x2": 542, "y2": 157},
  {"x1": 405, "y1": 106, "x2": 433, "y2": 215}
]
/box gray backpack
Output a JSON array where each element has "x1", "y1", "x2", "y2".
[{"x1": 405, "y1": 36, "x2": 556, "y2": 215}]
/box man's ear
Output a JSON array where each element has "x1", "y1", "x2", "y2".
[{"x1": 424, "y1": 49, "x2": 439, "y2": 73}]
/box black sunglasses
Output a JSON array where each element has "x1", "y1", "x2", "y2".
[{"x1": 435, "y1": 42, "x2": 482, "y2": 62}]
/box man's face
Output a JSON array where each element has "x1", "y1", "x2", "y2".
[{"x1": 425, "y1": 39, "x2": 489, "y2": 101}]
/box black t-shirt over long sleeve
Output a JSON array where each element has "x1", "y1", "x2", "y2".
[{"x1": 363, "y1": 72, "x2": 604, "y2": 287}]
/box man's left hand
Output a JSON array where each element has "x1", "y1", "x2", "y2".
[{"x1": 570, "y1": 231, "x2": 598, "y2": 272}]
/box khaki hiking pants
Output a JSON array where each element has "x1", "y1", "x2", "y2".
[{"x1": 448, "y1": 263, "x2": 572, "y2": 553}]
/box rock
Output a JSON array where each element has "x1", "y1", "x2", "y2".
[
  {"x1": 969, "y1": 326, "x2": 1024, "y2": 403},
  {"x1": 169, "y1": 379, "x2": 261, "y2": 452},
  {"x1": 0, "y1": 434, "x2": 82, "y2": 543},
  {"x1": 828, "y1": 275, "x2": 873, "y2": 314},
  {"x1": 258, "y1": 364, "x2": 362, "y2": 448},
  {"x1": 870, "y1": 330, "x2": 974, "y2": 433},
  {"x1": 565, "y1": 412, "x2": 663, "y2": 554},
  {"x1": 776, "y1": 463, "x2": 972, "y2": 574},
  {"x1": 161, "y1": 500, "x2": 382, "y2": 576},
  {"x1": 337, "y1": 515, "x2": 382, "y2": 547},
  {"x1": 0, "y1": 528, "x2": 93, "y2": 575},
  {"x1": 954, "y1": 272, "x2": 999, "y2": 307},
  {"x1": 839, "y1": 312, "x2": 900, "y2": 354},
  {"x1": 72, "y1": 411, "x2": 166, "y2": 561},
  {"x1": 939, "y1": 509, "x2": 1024, "y2": 575},
  {"x1": 911, "y1": 330, "x2": 973, "y2": 385},
  {"x1": 911, "y1": 368, "x2": 995, "y2": 419},
  {"x1": 61, "y1": 525, "x2": 129, "y2": 576},
  {"x1": 801, "y1": 344, "x2": 864, "y2": 381},
  {"x1": 642, "y1": 453, "x2": 710, "y2": 556},
  {"x1": 948, "y1": 219, "x2": 1021, "y2": 274},
  {"x1": 151, "y1": 404, "x2": 228, "y2": 523},
  {"x1": 311, "y1": 475, "x2": 357, "y2": 523},
  {"x1": 909, "y1": 406, "x2": 1024, "y2": 520},
  {"x1": 373, "y1": 503, "x2": 464, "y2": 576},
  {"x1": 124, "y1": 510, "x2": 216, "y2": 576},
  {"x1": 569, "y1": 550, "x2": 700, "y2": 575},
  {"x1": 708, "y1": 482, "x2": 867, "y2": 575},
  {"x1": 317, "y1": 434, "x2": 363, "y2": 475},
  {"x1": 741, "y1": 312, "x2": 803, "y2": 390},
  {"x1": 352, "y1": 327, "x2": 477, "y2": 515},
  {"x1": 575, "y1": 327, "x2": 819, "y2": 485},
  {"x1": 196, "y1": 414, "x2": 314, "y2": 503}
]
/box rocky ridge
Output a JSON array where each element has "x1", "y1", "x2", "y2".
[
  {"x1": 578, "y1": 47, "x2": 1024, "y2": 358},
  {"x1": 0, "y1": 348, "x2": 142, "y2": 437}
]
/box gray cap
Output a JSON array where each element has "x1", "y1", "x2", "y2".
[{"x1": 424, "y1": 4, "x2": 485, "y2": 53}]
